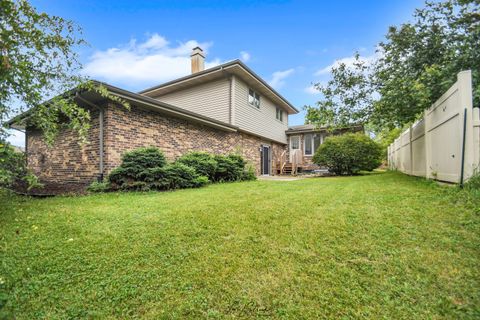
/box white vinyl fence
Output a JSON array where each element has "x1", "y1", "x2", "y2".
[{"x1": 388, "y1": 70, "x2": 480, "y2": 184}]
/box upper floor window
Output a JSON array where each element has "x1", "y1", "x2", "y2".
[
  {"x1": 248, "y1": 89, "x2": 260, "y2": 108},
  {"x1": 276, "y1": 107, "x2": 283, "y2": 122}
]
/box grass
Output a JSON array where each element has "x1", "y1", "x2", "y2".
[{"x1": 0, "y1": 171, "x2": 479, "y2": 319}]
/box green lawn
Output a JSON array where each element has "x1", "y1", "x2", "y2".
[{"x1": 0, "y1": 172, "x2": 479, "y2": 319}]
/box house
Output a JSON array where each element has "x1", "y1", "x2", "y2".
[
  {"x1": 8, "y1": 47, "x2": 361, "y2": 192},
  {"x1": 284, "y1": 124, "x2": 364, "y2": 174}
]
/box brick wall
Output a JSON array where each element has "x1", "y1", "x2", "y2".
[
  {"x1": 25, "y1": 103, "x2": 286, "y2": 191},
  {"x1": 26, "y1": 108, "x2": 101, "y2": 187},
  {"x1": 103, "y1": 103, "x2": 284, "y2": 175}
]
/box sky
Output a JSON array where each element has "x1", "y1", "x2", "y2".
[{"x1": 7, "y1": 0, "x2": 425, "y2": 146}]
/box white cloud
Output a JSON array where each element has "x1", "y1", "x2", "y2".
[
  {"x1": 240, "y1": 51, "x2": 250, "y2": 62},
  {"x1": 269, "y1": 68, "x2": 295, "y2": 89},
  {"x1": 82, "y1": 34, "x2": 222, "y2": 88},
  {"x1": 315, "y1": 54, "x2": 376, "y2": 76},
  {"x1": 6, "y1": 129, "x2": 25, "y2": 147},
  {"x1": 304, "y1": 85, "x2": 320, "y2": 95}
]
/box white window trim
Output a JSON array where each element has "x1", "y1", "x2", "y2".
[
  {"x1": 275, "y1": 107, "x2": 284, "y2": 123},
  {"x1": 248, "y1": 88, "x2": 261, "y2": 108},
  {"x1": 290, "y1": 135, "x2": 301, "y2": 152}
]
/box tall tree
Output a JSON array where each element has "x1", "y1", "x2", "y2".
[
  {"x1": 0, "y1": 0, "x2": 91, "y2": 142},
  {"x1": 0, "y1": 0, "x2": 128, "y2": 189},
  {"x1": 306, "y1": 0, "x2": 480, "y2": 131}
]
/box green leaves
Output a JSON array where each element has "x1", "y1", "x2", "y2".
[
  {"x1": 307, "y1": 0, "x2": 480, "y2": 132},
  {"x1": 305, "y1": 53, "x2": 375, "y2": 128},
  {"x1": 1, "y1": 0, "x2": 85, "y2": 140},
  {"x1": 0, "y1": 141, "x2": 42, "y2": 190},
  {"x1": 313, "y1": 133, "x2": 382, "y2": 175}
]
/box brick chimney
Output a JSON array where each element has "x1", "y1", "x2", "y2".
[{"x1": 191, "y1": 47, "x2": 205, "y2": 74}]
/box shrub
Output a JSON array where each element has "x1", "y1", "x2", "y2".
[
  {"x1": 108, "y1": 166, "x2": 139, "y2": 188},
  {"x1": 108, "y1": 147, "x2": 167, "y2": 190},
  {"x1": 213, "y1": 154, "x2": 244, "y2": 182},
  {"x1": 241, "y1": 164, "x2": 257, "y2": 181},
  {"x1": 164, "y1": 163, "x2": 209, "y2": 189},
  {"x1": 108, "y1": 147, "x2": 208, "y2": 191},
  {"x1": 176, "y1": 152, "x2": 217, "y2": 181},
  {"x1": 138, "y1": 167, "x2": 171, "y2": 190},
  {"x1": 120, "y1": 147, "x2": 167, "y2": 173},
  {"x1": 87, "y1": 181, "x2": 110, "y2": 193},
  {"x1": 313, "y1": 133, "x2": 382, "y2": 175},
  {"x1": 107, "y1": 147, "x2": 252, "y2": 191},
  {"x1": 0, "y1": 142, "x2": 42, "y2": 190}
]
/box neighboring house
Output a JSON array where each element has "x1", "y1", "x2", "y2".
[{"x1": 8, "y1": 47, "x2": 361, "y2": 192}]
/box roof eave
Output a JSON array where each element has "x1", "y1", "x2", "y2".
[{"x1": 6, "y1": 81, "x2": 239, "y2": 133}]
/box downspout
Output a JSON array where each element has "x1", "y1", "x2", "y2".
[
  {"x1": 459, "y1": 108, "x2": 467, "y2": 187},
  {"x1": 75, "y1": 93, "x2": 105, "y2": 182}
]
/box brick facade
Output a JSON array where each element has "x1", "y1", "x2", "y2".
[
  {"x1": 26, "y1": 107, "x2": 101, "y2": 188},
  {"x1": 26, "y1": 103, "x2": 286, "y2": 192}
]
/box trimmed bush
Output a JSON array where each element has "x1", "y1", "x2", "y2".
[
  {"x1": 176, "y1": 152, "x2": 217, "y2": 181},
  {"x1": 107, "y1": 147, "x2": 254, "y2": 191},
  {"x1": 313, "y1": 133, "x2": 382, "y2": 175},
  {"x1": 108, "y1": 166, "x2": 138, "y2": 188},
  {"x1": 121, "y1": 147, "x2": 167, "y2": 170},
  {"x1": 241, "y1": 164, "x2": 257, "y2": 181},
  {"x1": 108, "y1": 147, "x2": 209, "y2": 191},
  {"x1": 213, "y1": 154, "x2": 244, "y2": 182},
  {"x1": 164, "y1": 163, "x2": 209, "y2": 189},
  {"x1": 108, "y1": 147, "x2": 167, "y2": 190}
]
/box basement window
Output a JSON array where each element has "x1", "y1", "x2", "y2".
[
  {"x1": 248, "y1": 89, "x2": 260, "y2": 108},
  {"x1": 276, "y1": 107, "x2": 283, "y2": 122}
]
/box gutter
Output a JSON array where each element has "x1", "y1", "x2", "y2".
[{"x1": 75, "y1": 93, "x2": 105, "y2": 182}]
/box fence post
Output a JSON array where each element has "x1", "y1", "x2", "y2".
[
  {"x1": 457, "y1": 71, "x2": 474, "y2": 181},
  {"x1": 409, "y1": 125, "x2": 413, "y2": 175},
  {"x1": 424, "y1": 108, "x2": 432, "y2": 179},
  {"x1": 473, "y1": 107, "x2": 480, "y2": 171}
]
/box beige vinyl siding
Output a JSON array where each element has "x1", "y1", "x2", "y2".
[
  {"x1": 234, "y1": 77, "x2": 288, "y2": 143},
  {"x1": 152, "y1": 78, "x2": 230, "y2": 124}
]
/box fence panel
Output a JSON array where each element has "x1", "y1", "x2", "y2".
[
  {"x1": 388, "y1": 70, "x2": 479, "y2": 183},
  {"x1": 411, "y1": 119, "x2": 426, "y2": 177}
]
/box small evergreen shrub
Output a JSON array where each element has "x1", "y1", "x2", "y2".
[
  {"x1": 138, "y1": 167, "x2": 171, "y2": 190},
  {"x1": 121, "y1": 147, "x2": 167, "y2": 170},
  {"x1": 213, "y1": 154, "x2": 244, "y2": 182},
  {"x1": 108, "y1": 147, "x2": 209, "y2": 191},
  {"x1": 108, "y1": 166, "x2": 139, "y2": 188},
  {"x1": 313, "y1": 133, "x2": 382, "y2": 175},
  {"x1": 87, "y1": 181, "x2": 110, "y2": 193},
  {"x1": 107, "y1": 147, "x2": 254, "y2": 191},
  {"x1": 164, "y1": 163, "x2": 209, "y2": 189},
  {"x1": 241, "y1": 164, "x2": 257, "y2": 181},
  {"x1": 176, "y1": 152, "x2": 217, "y2": 181},
  {"x1": 108, "y1": 147, "x2": 167, "y2": 190}
]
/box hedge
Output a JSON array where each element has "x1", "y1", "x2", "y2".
[{"x1": 96, "y1": 147, "x2": 255, "y2": 192}]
